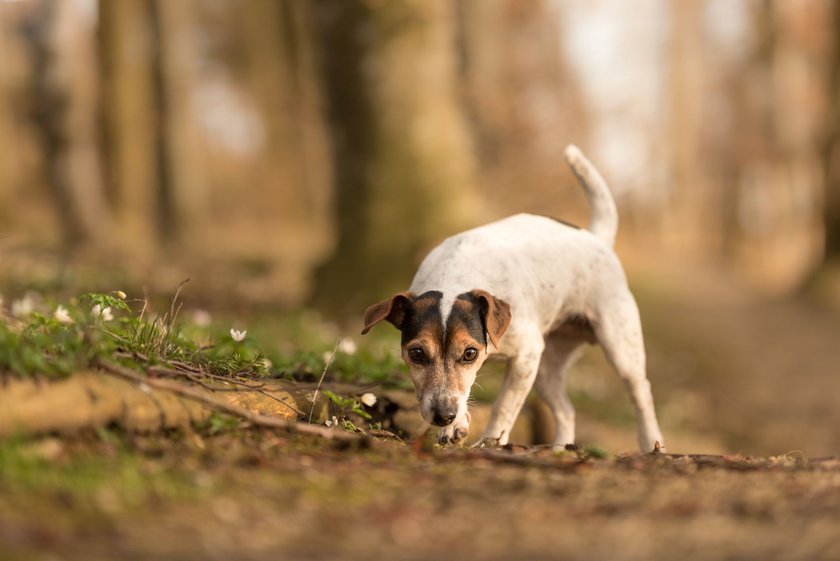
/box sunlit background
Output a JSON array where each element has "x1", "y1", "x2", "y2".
[{"x1": 1, "y1": 0, "x2": 839, "y2": 456}]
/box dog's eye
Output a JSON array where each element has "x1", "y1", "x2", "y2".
[
  {"x1": 408, "y1": 348, "x2": 425, "y2": 363},
  {"x1": 463, "y1": 347, "x2": 478, "y2": 362}
]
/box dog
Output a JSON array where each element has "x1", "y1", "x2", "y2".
[{"x1": 362, "y1": 145, "x2": 665, "y2": 452}]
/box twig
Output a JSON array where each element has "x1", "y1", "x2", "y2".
[
  {"x1": 97, "y1": 359, "x2": 362, "y2": 443},
  {"x1": 167, "y1": 278, "x2": 189, "y2": 330},
  {"x1": 146, "y1": 365, "x2": 304, "y2": 416},
  {"x1": 308, "y1": 341, "x2": 339, "y2": 423},
  {"x1": 114, "y1": 353, "x2": 302, "y2": 416}
]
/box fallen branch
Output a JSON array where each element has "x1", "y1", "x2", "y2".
[
  {"x1": 115, "y1": 351, "x2": 304, "y2": 417},
  {"x1": 97, "y1": 359, "x2": 363, "y2": 444}
]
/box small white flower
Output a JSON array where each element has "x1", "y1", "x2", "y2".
[
  {"x1": 114, "y1": 290, "x2": 127, "y2": 300},
  {"x1": 54, "y1": 305, "x2": 73, "y2": 324},
  {"x1": 325, "y1": 415, "x2": 339, "y2": 428},
  {"x1": 360, "y1": 392, "x2": 377, "y2": 407},
  {"x1": 91, "y1": 304, "x2": 114, "y2": 322},
  {"x1": 262, "y1": 357, "x2": 273, "y2": 369},
  {"x1": 230, "y1": 328, "x2": 247, "y2": 342},
  {"x1": 192, "y1": 309, "x2": 212, "y2": 327},
  {"x1": 338, "y1": 338, "x2": 357, "y2": 355},
  {"x1": 11, "y1": 295, "x2": 34, "y2": 318}
]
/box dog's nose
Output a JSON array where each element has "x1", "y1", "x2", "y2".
[{"x1": 431, "y1": 405, "x2": 457, "y2": 426}]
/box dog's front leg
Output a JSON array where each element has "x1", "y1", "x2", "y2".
[{"x1": 477, "y1": 341, "x2": 544, "y2": 447}]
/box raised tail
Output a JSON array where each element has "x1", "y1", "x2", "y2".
[{"x1": 564, "y1": 144, "x2": 618, "y2": 247}]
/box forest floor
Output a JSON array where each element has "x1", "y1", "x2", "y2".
[
  {"x1": 1, "y1": 429, "x2": 838, "y2": 561},
  {"x1": 2, "y1": 267, "x2": 840, "y2": 561}
]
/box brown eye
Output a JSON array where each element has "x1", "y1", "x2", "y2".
[
  {"x1": 463, "y1": 347, "x2": 478, "y2": 362},
  {"x1": 408, "y1": 348, "x2": 425, "y2": 363}
]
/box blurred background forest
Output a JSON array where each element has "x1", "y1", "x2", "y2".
[
  {"x1": 2, "y1": 0, "x2": 840, "y2": 454},
  {"x1": 2, "y1": 0, "x2": 840, "y2": 311}
]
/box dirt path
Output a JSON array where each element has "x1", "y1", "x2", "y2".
[
  {"x1": 1, "y1": 431, "x2": 838, "y2": 561},
  {"x1": 636, "y1": 268, "x2": 840, "y2": 456},
  {"x1": 2, "y1": 267, "x2": 839, "y2": 560}
]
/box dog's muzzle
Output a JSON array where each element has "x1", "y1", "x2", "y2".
[{"x1": 430, "y1": 397, "x2": 458, "y2": 426}]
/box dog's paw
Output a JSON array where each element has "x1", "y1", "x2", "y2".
[
  {"x1": 437, "y1": 413, "x2": 470, "y2": 446},
  {"x1": 470, "y1": 436, "x2": 501, "y2": 449}
]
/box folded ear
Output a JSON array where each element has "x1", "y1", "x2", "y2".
[
  {"x1": 471, "y1": 289, "x2": 512, "y2": 348},
  {"x1": 361, "y1": 291, "x2": 414, "y2": 335}
]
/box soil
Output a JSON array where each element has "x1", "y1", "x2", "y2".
[
  {"x1": 1, "y1": 430, "x2": 839, "y2": 561},
  {"x1": 2, "y1": 269, "x2": 840, "y2": 561}
]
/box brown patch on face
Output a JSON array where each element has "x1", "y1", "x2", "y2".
[
  {"x1": 395, "y1": 292, "x2": 444, "y2": 397},
  {"x1": 446, "y1": 296, "x2": 488, "y2": 348},
  {"x1": 435, "y1": 295, "x2": 487, "y2": 395},
  {"x1": 398, "y1": 291, "x2": 443, "y2": 347}
]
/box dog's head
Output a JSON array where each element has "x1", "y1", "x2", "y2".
[{"x1": 361, "y1": 289, "x2": 511, "y2": 427}]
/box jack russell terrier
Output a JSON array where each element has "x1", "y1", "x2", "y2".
[{"x1": 362, "y1": 145, "x2": 665, "y2": 452}]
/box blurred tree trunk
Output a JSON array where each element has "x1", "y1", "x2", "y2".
[
  {"x1": 23, "y1": 0, "x2": 114, "y2": 250},
  {"x1": 309, "y1": 0, "x2": 479, "y2": 316},
  {"x1": 456, "y1": 0, "x2": 587, "y2": 220},
  {"x1": 235, "y1": 0, "x2": 332, "y2": 269},
  {"x1": 664, "y1": 0, "x2": 711, "y2": 257},
  {"x1": 731, "y1": 1, "x2": 830, "y2": 292},
  {"x1": 825, "y1": 3, "x2": 840, "y2": 258},
  {"x1": 0, "y1": 12, "x2": 17, "y2": 209},
  {"x1": 98, "y1": 0, "x2": 158, "y2": 257},
  {"x1": 151, "y1": 0, "x2": 207, "y2": 249}
]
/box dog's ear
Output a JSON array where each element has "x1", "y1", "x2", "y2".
[
  {"x1": 361, "y1": 291, "x2": 414, "y2": 335},
  {"x1": 471, "y1": 289, "x2": 512, "y2": 348}
]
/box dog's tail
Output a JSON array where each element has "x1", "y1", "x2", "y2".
[{"x1": 564, "y1": 145, "x2": 618, "y2": 247}]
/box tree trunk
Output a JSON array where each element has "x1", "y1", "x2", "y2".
[
  {"x1": 455, "y1": 0, "x2": 587, "y2": 221},
  {"x1": 825, "y1": 3, "x2": 840, "y2": 259},
  {"x1": 151, "y1": 0, "x2": 207, "y2": 250},
  {"x1": 309, "y1": 0, "x2": 480, "y2": 317},
  {"x1": 98, "y1": 0, "x2": 158, "y2": 258},
  {"x1": 23, "y1": 0, "x2": 114, "y2": 250}
]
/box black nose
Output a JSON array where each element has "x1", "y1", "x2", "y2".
[{"x1": 432, "y1": 406, "x2": 457, "y2": 427}]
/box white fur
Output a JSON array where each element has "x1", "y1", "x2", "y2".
[{"x1": 408, "y1": 145, "x2": 665, "y2": 452}]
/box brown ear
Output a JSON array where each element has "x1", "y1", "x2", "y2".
[
  {"x1": 361, "y1": 291, "x2": 414, "y2": 335},
  {"x1": 472, "y1": 289, "x2": 512, "y2": 348}
]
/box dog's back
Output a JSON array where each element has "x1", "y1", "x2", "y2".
[{"x1": 410, "y1": 145, "x2": 625, "y2": 342}]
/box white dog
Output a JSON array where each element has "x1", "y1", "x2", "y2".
[{"x1": 362, "y1": 146, "x2": 665, "y2": 452}]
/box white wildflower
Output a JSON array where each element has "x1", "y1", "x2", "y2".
[
  {"x1": 11, "y1": 295, "x2": 34, "y2": 318},
  {"x1": 54, "y1": 305, "x2": 73, "y2": 324},
  {"x1": 192, "y1": 309, "x2": 212, "y2": 327},
  {"x1": 338, "y1": 338, "x2": 357, "y2": 355},
  {"x1": 262, "y1": 357, "x2": 273, "y2": 370},
  {"x1": 92, "y1": 304, "x2": 114, "y2": 322},
  {"x1": 230, "y1": 328, "x2": 247, "y2": 342},
  {"x1": 360, "y1": 392, "x2": 377, "y2": 407},
  {"x1": 325, "y1": 415, "x2": 339, "y2": 428},
  {"x1": 114, "y1": 290, "x2": 127, "y2": 300}
]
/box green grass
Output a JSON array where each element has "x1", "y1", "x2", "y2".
[
  {"x1": 0, "y1": 284, "x2": 411, "y2": 391},
  {"x1": 0, "y1": 431, "x2": 198, "y2": 508}
]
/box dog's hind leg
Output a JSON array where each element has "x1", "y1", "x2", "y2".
[
  {"x1": 593, "y1": 289, "x2": 665, "y2": 453},
  {"x1": 534, "y1": 335, "x2": 584, "y2": 450}
]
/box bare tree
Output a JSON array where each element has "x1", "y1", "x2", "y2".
[
  {"x1": 456, "y1": 0, "x2": 587, "y2": 220},
  {"x1": 22, "y1": 0, "x2": 114, "y2": 249},
  {"x1": 98, "y1": 0, "x2": 158, "y2": 256},
  {"x1": 825, "y1": 2, "x2": 840, "y2": 259},
  {"x1": 309, "y1": 0, "x2": 480, "y2": 315}
]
